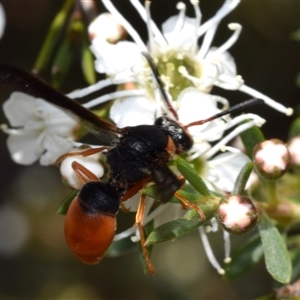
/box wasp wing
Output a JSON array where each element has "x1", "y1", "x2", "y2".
[{"x1": 0, "y1": 65, "x2": 120, "y2": 146}]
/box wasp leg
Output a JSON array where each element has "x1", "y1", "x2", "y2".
[
  {"x1": 55, "y1": 146, "x2": 110, "y2": 166},
  {"x1": 121, "y1": 177, "x2": 151, "y2": 202},
  {"x1": 71, "y1": 161, "x2": 100, "y2": 184},
  {"x1": 175, "y1": 191, "x2": 206, "y2": 221},
  {"x1": 135, "y1": 192, "x2": 156, "y2": 275}
]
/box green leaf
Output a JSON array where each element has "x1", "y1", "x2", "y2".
[
  {"x1": 34, "y1": 0, "x2": 74, "y2": 72},
  {"x1": 290, "y1": 247, "x2": 300, "y2": 282},
  {"x1": 289, "y1": 117, "x2": 300, "y2": 139},
  {"x1": 296, "y1": 72, "x2": 300, "y2": 88},
  {"x1": 232, "y1": 162, "x2": 254, "y2": 195},
  {"x1": 290, "y1": 28, "x2": 300, "y2": 41},
  {"x1": 177, "y1": 157, "x2": 211, "y2": 196},
  {"x1": 146, "y1": 202, "x2": 218, "y2": 245},
  {"x1": 240, "y1": 125, "x2": 265, "y2": 158},
  {"x1": 81, "y1": 38, "x2": 97, "y2": 85},
  {"x1": 51, "y1": 38, "x2": 75, "y2": 88},
  {"x1": 51, "y1": 16, "x2": 84, "y2": 88},
  {"x1": 56, "y1": 191, "x2": 77, "y2": 215},
  {"x1": 223, "y1": 235, "x2": 263, "y2": 281},
  {"x1": 258, "y1": 213, "x2": 292, "y2": 283},
  {"x1": 141, "y1": 182, "x2": 202, "y2": 204}
]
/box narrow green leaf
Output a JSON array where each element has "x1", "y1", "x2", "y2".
[
  {"x1": 290, "y1": 28, "x2": 300, "y2": 41},
  {"x1": 290, "y1": 248, "x2": 300, "y2": 282},
  {"x1": 146, "y1": 202, "x2": 218, "y2": 245},
  {"x1": 141, "y1": 182, "x2": 201, "y2": 204},
  {"x1": 258, "y1": 213, "x2": 292, "y2": 283},
  {"x1": 34, "y1": 0, "x2": 74, "y2": 72},
  {"x1": 296, "y1": 72, "x2": 300, "y2": 88},
  {"x1": 51, "y1": 16, "x2": 84, "y2": 88},
  {"x1": 81, "y1": 38, "x2": 96, "y2": 84},
  {"x1": 177, "y1": 157, "x2": 211, "y2": 196},
  {"x1": 240, "y1": 125, "x2": 265, "y2": 158},
  {"x1": 56, "y1": 191, "x2": 77, "y2": 215},
  {"x1": 223, "y1": 235, "x2": 263, "y2": 281},
  {"x1": 51, "y1": 38, "x2": 75, "y2": 88},
  {"x1": 289, "y1": 117, "x2": 300, "y2": 139},
  {"x1": 232, "y1": 162, "x2": 254, "y2": 195}
]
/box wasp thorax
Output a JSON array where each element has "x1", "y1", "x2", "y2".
[{"x1": 155, "y1": 116, "x2": 193, "y2": 153}]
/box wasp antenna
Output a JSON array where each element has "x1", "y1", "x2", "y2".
[
  {"x1": 141, "y1": 51, "x2": 179, "y2": 120},
  {"x1": 185, "y1": 98, "x2": 265, "y2": 128}
]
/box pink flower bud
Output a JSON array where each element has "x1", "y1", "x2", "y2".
[
  {"x1": 253, "y1": 139, "x2": 291, "y2": 180},
  {"x1": 216, "y1": 195, "x2": 258, "y2": 234},
  {"x1": 288, "y1": 136, "x2": 300, "y2": 166}
]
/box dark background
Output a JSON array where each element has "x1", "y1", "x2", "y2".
[{"x1": 0, "y1": 1, "x2": 299, "y2": 299}]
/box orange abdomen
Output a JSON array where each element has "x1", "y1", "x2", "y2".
[{"x1": 64, "y1": 198, "x2": 116, "y2": 264}]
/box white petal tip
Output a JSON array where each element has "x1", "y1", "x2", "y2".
[
  {"x1": 220, "y1": 145, "x2": 226, "y2": 152},
  {"x1": 257, "y1": 119, "x2": 266, "y2": 127},
  {"x1": 286, "y1": 107, "x2": 294, "y2": 116},
  {"x1": 176, "y1": 2, "x2": 186, "y2": 10},
  {"x1": 130, "y1": 236, "x2": 140, "y2": 243},
  {"x1": 224, "y1": 257, "x2": 232, "y2": 264},
  {"x1": 1, "y1": 124, "x2": 8, "y2": 131},
  {"x1": 217, "y1": 268, "x2": 225, "y2": 275},
  {"x1": 228, "y1": 23, "x2": 241, "y2": 30}
]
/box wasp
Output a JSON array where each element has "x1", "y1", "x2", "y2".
[{"x1": 0, "y1": 52, "x2": 263, "y2": 274}]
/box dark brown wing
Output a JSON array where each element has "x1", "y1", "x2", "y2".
[{"x1": 0, "y1": 65, "x2": 121, "y2": 146}]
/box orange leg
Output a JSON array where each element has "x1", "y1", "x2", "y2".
[
  {"x1": 121, "y1": 177, "x2": 151, "y2": 202},
  {"x1": 71, "y1": 161, "x2": 100, "y2": 184},
  {"x1": 55, "y1": 146, "x2": 110, "y2": 166},
  {"x1": 135, "y1": 191, "x2": 155, "y2": 275},
  {"x1": 175, "y1": 191, "x2": 205, "y2": 220}
]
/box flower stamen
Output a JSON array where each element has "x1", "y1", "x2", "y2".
[
  {"x1": 240, "y1": 84, "x2": 293, "y2": 116},
  {"x1": 199, "y1": 226, "x2": 225, "y2": 275},
  {"x1": 204, "y1": 116, "x2": 266, "y2": 159},
  {"x1": 172, "y1": 2, "x2": 186, "y2": 37},
  {"x1": 130, "y1": 0, "x2": 166, "y2": 45},
  {"x1": 101, "y1": 0, "x2": 147, "y2": 51},
  {"x1": 211, "y1": 23, "x2": 242, "y2": 58}
]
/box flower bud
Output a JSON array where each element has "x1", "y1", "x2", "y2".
[
  {"x1": 60, "y1": 149, "x2": 104, "y2": 190},
  {"x1": 288, "y1": 136, "x2": 300, "y2": 166},
  {"x1": 253, "y1": 139, "x2": 291, "y2": 180},
  {"x1": 216, "y1": 195, "x2": 258, "y2": 234},
  {"x1": 88, "y1": 13, "x2": 125, "y2": 43}
]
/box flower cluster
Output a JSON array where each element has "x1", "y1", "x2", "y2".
[{"x1": 1, "y1": 0, "x2": 297, "y2": 282}]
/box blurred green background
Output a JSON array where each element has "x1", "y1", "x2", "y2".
[{"x1": 0, "y1": 1, "x2": 300, "y2": 299}]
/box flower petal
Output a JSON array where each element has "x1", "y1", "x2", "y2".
[
  {"x1": 6, "y1": 132, "x2": 44, "y2": 165},
  {"x1": 207, "y1": 151, "x2": 250, "y2": 192},
  {"x1": 0, "y1": 3, "x2": 6, "y2": 39},
  {"x1": 162, "y1": 15, "x2": 197, "y2": 48},
  {"x1": 90, "y1": 39, "x2": 141, "y2": 74},
  {"x1": 3, "y1": 92, "x2": 39, "y2": 127},
  {"x1": 40, "y1": 135, "x2": 74, "y2": 166},
  {"x1": 110, "y1": 96, "x2": 156, "y2": 127}
]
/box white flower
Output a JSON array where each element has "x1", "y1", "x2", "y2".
[
  {"x1": 59, "y1": 150, "x2": 104, "y2": 190},
  {"x1": 0, "y1": 3, "x2": 5, "y2": 39},
  {"x1": 205, "y1": 148, "x2": 251, "y2": 192},
  {"x1": 288, "y1": 136, "x2": 300, "y2": 166},
  {"x1": 1, "y1": 92, "x2": 77, "y2": 166},
  {"x1": 88, "y1": 0, "x2": 292, "y2": 116},
  {"x1": 88, "y1": 13, "x2": 125, "y2": 43}
]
